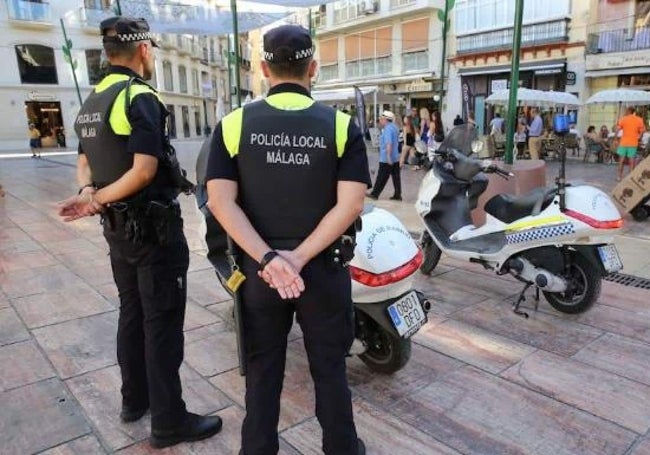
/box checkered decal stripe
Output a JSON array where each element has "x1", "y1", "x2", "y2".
[
  {"x1": 506, "y1": 223, "x2": 575, "y2": 244},
  {"x1": 118, "y1": 32, "x2": 152, "y2": 42},
  {"x1": 264, "y1": 47, "x2": 314, "y2": 62}
]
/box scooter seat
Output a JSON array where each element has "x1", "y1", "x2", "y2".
[{"x1": 484, "y1": 187, "x2": 555, "y2": 224}]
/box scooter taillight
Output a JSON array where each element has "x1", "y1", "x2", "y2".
[
  {"x1": 564, "y1": 209, "x2": 624, "y2": 229},
  {"x1": 349, "y1": 249, "x2": 423, "y2": 287}
]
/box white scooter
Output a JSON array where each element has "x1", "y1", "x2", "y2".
[
  {"x1": 194, "y1": 140, "x2": 430, "y2": 374},
  {"x1": 415, "y1": 124, "x2": 624, "y2": 316}
]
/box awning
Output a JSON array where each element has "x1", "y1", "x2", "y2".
[
  {"x1": 585, "y1": 67, "x2": 650, "y2": 78},
  {"x1": 311, "y1": 86, "x2": 377, "y2": 103},
  {"x1": 458, "y1": 60, "x2": 566, "y2": 77}
]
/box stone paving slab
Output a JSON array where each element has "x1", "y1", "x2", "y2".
[
  {"x1": 572, "y1": 332, "x2": 650, "y2": 387},
  {"x1": 0, "y1": 306, "x2": 30, "y2": 346},
  {"x1": 40, "y1": 435, "x2": 107, "y2": 455},
  {"x1": 391, "y1": 366, "x2": 637, "y2": 455},
  {"x1": 630, "y1": 439, "x2": 650, "y2": 455},
  {"x1": 0, "y1": 378, "x2": 92, "y2": 455},
  {"x1": 33, "y1": 312, "x2": 118, "y2": 379},
  {"x1": 501, "y1": 350, "x2": 650, "y2": 433},
  {"x1": 12, "y1": 288, "x2": 115, "y2": 329},
  {"x1": 453, "y1": 298, "x2": 605, "y2": 356},
  {"x1": 0, "y1": 340, "x2": 55, "y2": 391},
  {"x1": 281, "y1": 397, "x2": 461, "y2": 455},
  {"x1": 413, "y1": 318, "x2": 536, "y2": 374}
]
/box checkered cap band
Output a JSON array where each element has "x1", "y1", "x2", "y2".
[
  {"x1": 264, "y1": 46, "x2": 314, "y2": 63},
  {"x1": 506, "y1": 223, "x2": 575, "y2": 245},
  {"x1": 117, "y1": 32, "x2": 153, "y2": 42}
]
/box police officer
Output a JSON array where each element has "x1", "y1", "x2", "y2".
[
  {"x1": 205, "y1": 24, "x2": 369, "y2": 455},
  {"x1": 57, "y1": 16, "x2": 221, "y2": 449}
]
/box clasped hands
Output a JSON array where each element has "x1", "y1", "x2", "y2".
[
  {"x1": 258, "y1": 250, "x2": 306, "y2": 300},
  {"x1": 57, "y1": 188, "x2": 104, "y2": 222}
]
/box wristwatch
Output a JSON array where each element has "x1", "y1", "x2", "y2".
[{"x1": 259, "y1": 250, "x2": 279, "y2": 271}]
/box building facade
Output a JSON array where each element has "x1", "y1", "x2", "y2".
[
  {"x1": 310, "y1": 0, "x2": 446, "y2": 125},
  {"x1": 585, "y1": 0, "x2": 650, "y2": 129},
  {"x1": 0, "y1": 0, "x2": 239, "y2": 151},
  {"x1": 446, "y1": 0, "x2": 589, "y2": 134}
]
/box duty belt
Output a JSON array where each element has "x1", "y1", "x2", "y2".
[{"x1": 102, "y1": 199, "x2": 180, "y2": 245}]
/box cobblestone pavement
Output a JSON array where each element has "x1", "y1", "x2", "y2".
[{"x1": 1, "y1": 144, "x2": 649, "y2": 454}]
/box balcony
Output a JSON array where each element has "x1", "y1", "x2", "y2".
[
  {"x1": 333, "y1": 0, "x2": 379, "y2": 24},
  {"x1": 390, "y1": 0, "x2": 416, "y2": 9},
  {"x1": 587, "y1": 26, "x2": 650, "y2": 54},
  {"x1": 402, "y1": 50, "x2": 429, "y2": 72},
  {"x1": 345, "y1": 56, "x2": 391, "y2": 79},
  {"x1": 209, "y1": 51, "x2": 225, "y2": 68},
  {"x1": 319, "y1": 64, "x2": 339, "y2": 82},
  {"x1": 6, "y1": 0, "x2": 52, "y2": 25},
  {"x1": 456, "y1": 18, "x2": 569, "y2": 54}
]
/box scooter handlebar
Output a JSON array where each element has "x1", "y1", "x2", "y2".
[{"x1": 482, "y1": 161, "x2": 513, "y2": 179}]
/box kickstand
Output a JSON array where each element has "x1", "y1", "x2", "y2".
[
  {"x1": 513, "y1": 282, "x2": 532, "y2": 318},
  {"x1": 534, "y1": 287, "x2": 540, "y2": 312}
]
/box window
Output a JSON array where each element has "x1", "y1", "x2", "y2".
[
  {"x1": 85, "y1": 49, "x2": 103, "y2": 85},
  {"x1": 84, "y1": 0, "x2": 111, "y2": 9},
  {"x1": 178, "y1": 65, "x2": 187, "y2": 93},
  {"x1": 319, "y1": 64, "x2": 339, "y2": 81},
  {"x1": 455, "y1": 0, "x2": 569, "y2": 35},
  {"x1": 181, "y1": 106, "x2": 190, "y2": 138},
  {"x1": 402, "y1": 19, "x2": 429, "y2": 72},
  {"x1": 163, "y1": 61, "x2": 173, "y2": 91},
  {"x1": 344, "y1": 26, "x2": 393, "y2": 79},
  {"x1": 15, "y1": 44, "x2": 58, "y2": 84},
  {"x1": 194, "y1": 109, "x2": 201, "y2": 136},
  {"x1": 166, "y1": 104, "x2": 176, "y2": 139},
  {"x1": 192, "y1": 69, "x2": 200, "y2": 95}
]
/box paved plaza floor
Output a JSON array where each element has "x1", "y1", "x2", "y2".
[{"x1": 1, "y1": 144, "x2": 650, "y2": 454}]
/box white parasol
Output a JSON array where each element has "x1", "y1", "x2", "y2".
[{"x1": 585, "y1": 89, "x2": 650, "y2": 106}]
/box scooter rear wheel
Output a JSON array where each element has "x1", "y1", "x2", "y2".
[
  {"x1": 358, "y1": 318, "x2": 411, "y2": 374},
  {"x1": 543, "y1": 252, "x2": 601, "y2": 314},
  {"x1": 631, "y1": 205, "x2": 649, "y2": 222},
  {"x1": 420, "y1": 232, "x2": 442, "y2": 275}
]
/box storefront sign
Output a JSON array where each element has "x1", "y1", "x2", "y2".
[
  {"x1": 28, "y1": 91, "x2": 56, "y2": 101},
  {"x1": 586, "y1": 52, "x2": 650, "y2": 71},
  {"x1": 407, "y1": 80, "x2": 431, "y2": 92},
  {"x1": 566, "y1": 71, "x2": 576, "y2": 85}
]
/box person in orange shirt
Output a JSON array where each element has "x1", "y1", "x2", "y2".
[{"x1": 616, "y1": 107, "x2": 646, "y2": 181}]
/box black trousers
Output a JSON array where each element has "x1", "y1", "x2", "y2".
[
  {"x1": 239, "y1": 253, "x2": 358, "y2": 455},
  {"x1": 370, "y1": 162, "x2": 401, "y2": 198},
  {"x1": 104, "y1": 215, "x2": 189, "y2": 430}
]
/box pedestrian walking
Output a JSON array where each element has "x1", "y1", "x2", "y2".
[
  {"x1": 399, "y1": 115, "x2": 418, "y2": 169},
  {"x1": 205, "y1": 24, "x2": 369, "y2": 455},
  {"x1": 489, "y1": 112, "x2": 504, "y2": 134},
  {"x1": 28, "y1": 123, "x2": 41, "y2": 158},
  {"x1": 616, "y1": 107, "x2": 646, "y2": 181},
  {"x1": 56, "y1": 16, "x2": 221, "y2": 449},
  {"x1": 368, "y1": 110, "x2": 402, "y2": 200},
  {"x1": 527, "y1": 107, "x2": 543, "y2": 160}
]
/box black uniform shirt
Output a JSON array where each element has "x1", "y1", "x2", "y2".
[
  {"x1": 78, "y1": 65, "x2": 164, "y2": 159},
  {"x1": 206, "y1": 83, "x2": 371, "y2": 187}
]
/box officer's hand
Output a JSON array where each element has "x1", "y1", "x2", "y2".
[
  {"x1": 277, "y1": 250, "x2": 307, "y2": 274},
  {"x1": 260, "y1": 256, "x2": 305, "y2": 300}
]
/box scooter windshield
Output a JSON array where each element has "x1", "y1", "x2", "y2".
[{"x1": 439, "y1": 124, "x2": 478, "y2": 157}]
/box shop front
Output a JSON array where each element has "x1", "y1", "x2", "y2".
[
  {"x1": 586, "y1": 51, "x2": 650, "y2": 129},
  {"x1": 24, "y1": 97, "x2": 66, "y2": 148},
  {"x1": 456, "y1": 60, "x2": 569, "y2": 134}
]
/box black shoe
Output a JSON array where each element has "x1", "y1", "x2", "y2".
[
  {"x1": 150, "y1": 412, "x2": 223, "y2": 449},
  {"x1": 366, "y1": 192, "x2": 378, "y2": 200},
  {"x1": 120, "y1": 404, "x2": 148, "y2": 423},
  {"x1": 389, "y1": 195, "x2": 402, "y2": 201},
  {"x1": 358, "y1": 438, "x2": 366, "y2": 455},
  {"x1": 31, "y1": 154, "x2": 36, "y2": 158}
]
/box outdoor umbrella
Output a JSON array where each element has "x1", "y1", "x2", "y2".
[
  {"x1": 585, "y1": 89, "x2": 650, "y2": 106},
  {"x1": 485, "y1": 88, "x2": 554, "y2": 107},
  {"x1": 545, "y1": 91, "x2": 582, "y2": 108}
]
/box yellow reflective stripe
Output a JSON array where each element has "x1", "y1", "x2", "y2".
[
  {"x1": 265, "y1": 92, "x2": 314, "y2": 110},
  {"x1": 505, "y1": 215, "x2": 566, "y2": 232},
  {"x1": 95, "y1": 73, "x2": 129, "y2": 93},
  {"x1": 335, "y1": 111, "x2": 350, "y2": 158},
  {"x1": 222, "y1": 107, "x2": 244, "y2": 157},
  {"x1": 107, "y1": 82, "x2": 161, "y2": 136}
]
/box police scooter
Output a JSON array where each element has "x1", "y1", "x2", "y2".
[
  {"x1": 195, "y1": 141, "x2": 430, "y2": 374},
  {"x1": 415, "y1": 119, "x2": 624, "y2": 316}
]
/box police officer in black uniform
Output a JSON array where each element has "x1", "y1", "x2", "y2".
[
  {"x1": 205, "y1": 25, "x2": 370, "y2": 455},
  {"x1": 57, "y1": 16, "x2": 221, "y2": 449}
]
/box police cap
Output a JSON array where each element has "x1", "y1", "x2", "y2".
[
  {"x1": 263, "y1": 25, "x2": 313, "y2": 63},
  {"x1": 100, "y1": 16, "x2": 159, "y2": 48}
]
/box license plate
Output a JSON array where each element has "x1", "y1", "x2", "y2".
[
  {"x1": 598, "y1": 244, "x2": 623, "y2": 273},
  {"x1": 387, "y1": 291, "x2": 427, "y2": 338}
]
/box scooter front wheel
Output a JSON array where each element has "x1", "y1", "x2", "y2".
[
  {"x1": 420, "y1": 232, "x2": 442, "y2": 275},
  {"x1": 543, "y1": 252, "x2": 602, "y2": 314},
  {"x1": 358, "y1": 318, "x2": 411, "y2": 374}
]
